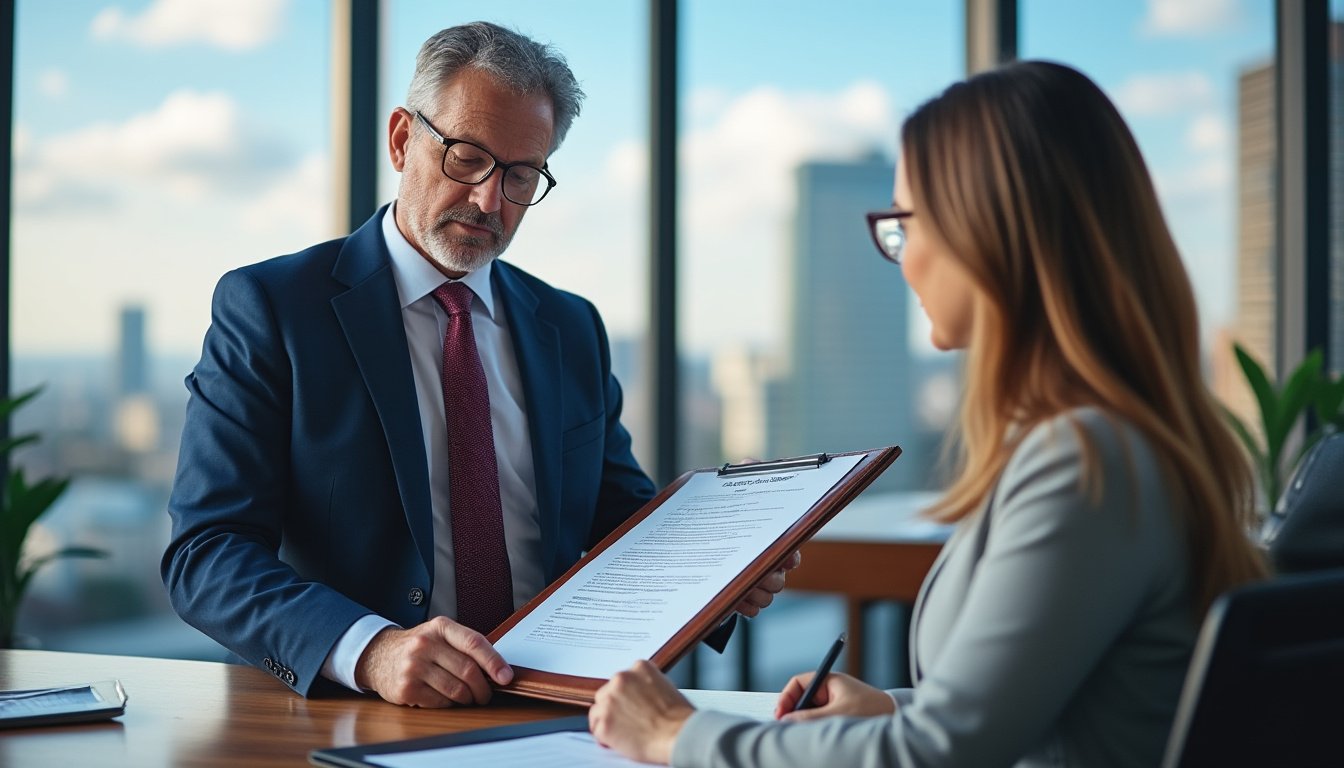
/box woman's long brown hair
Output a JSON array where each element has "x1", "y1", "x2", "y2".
[{"x1": 904, "y1": 61, "x2": 1266, "y2": 616}]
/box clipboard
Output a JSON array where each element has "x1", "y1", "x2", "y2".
[
  {"x1": 308, "y1": 715, "x2": 590, "y2": 767},
  {"x1": 487, "y1": 445, "x2": 900, "y2": 705},
  {"x1": 0, "y1": 680, "x2": 128, "y2": 729}
]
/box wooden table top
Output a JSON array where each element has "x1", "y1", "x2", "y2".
[{"x1": 0, "y1": 649, "x2": 581, "y2": 767}]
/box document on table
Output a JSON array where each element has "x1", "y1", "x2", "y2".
[
  {"x1": 682, "y1": 688, "x2": 778, "y2": 721},
  {"x1": 494, "y1": 453, "x2": 865, "y2": 679},
  {"x1": 365, "y1": 731, "x2": 657, "y2": 768}
]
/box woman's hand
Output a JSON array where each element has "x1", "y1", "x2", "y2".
[
  {"x1": 775, "y1": 671, "x2": 896, "y2": 722},
  {"x1": 590, "y1": 660, "x2": 695, "y2": 765}
]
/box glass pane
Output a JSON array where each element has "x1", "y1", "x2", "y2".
[
  {"x1": 682, "y1": 0, "x2": 962, "y2": 690},
  {"x1": 10, "y1": 0, "x2": 331, "y2": 655},
  {"x1": 1022, "y1": 1, "x2": 1275, "y2": 436},
  {"x1": 383, "y1": 2, "x2": 651, "y2": 460}
]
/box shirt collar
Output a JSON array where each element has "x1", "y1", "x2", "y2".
[{"x1": 381, "y1": 202, "x2": 497, "y2": 319}]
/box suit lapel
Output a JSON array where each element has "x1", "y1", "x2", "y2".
[
  {"x1": 493, "y1": 263, "x2": 563, "y2": 573},
  {"x1": 909, "y1": 519, "x2": 963, "y2": 684},
  {"x1": 330, "y1": 209, "x2": 435, "y2": 577}
]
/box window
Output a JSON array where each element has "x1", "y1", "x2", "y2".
[
  {"x1": 10, "y1": 0, "x2": 331, "y2": 657},
  {"x1": 1022, "y1": 0, "x2": 1276, "y2": 428},
  {"x1": 382, "y1": 2, "x2": 653, "y2": 460},
  {"x1": 681, "y1": 0, "x2": 962, "y2": 690}
]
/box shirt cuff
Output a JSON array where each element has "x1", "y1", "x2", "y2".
[{"x1": 320, "y1": 614, "x2": 399, "y2": 692}]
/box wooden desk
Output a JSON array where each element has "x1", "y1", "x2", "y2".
[
  {"x1": 0, "y1": 650, "x2": 580, "y2": 767},
  {"x1": 789, "y1": 492, "x2": 950, "y2": 678}
]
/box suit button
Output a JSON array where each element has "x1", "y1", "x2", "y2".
[
  {"x1": 262, "y1": 657, "x2": 275, "y2": 671},
  {"x1": 284, "y1": 671, "x2": 297, "y2": 686},
  {"x1": 408, "y1": 587, "x2": 425, "y2": 606}
]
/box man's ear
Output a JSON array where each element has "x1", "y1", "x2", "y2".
[{"x1": 388, "y1": 108, "x2": 413, "y2": 172}]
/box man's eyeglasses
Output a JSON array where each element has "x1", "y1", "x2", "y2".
[
  {"x1": 865, "y1": 209, "x2": 914, "y2": 264},
  {"x1": 413, "y1": 111, "x2": 557, "y2": 206}
]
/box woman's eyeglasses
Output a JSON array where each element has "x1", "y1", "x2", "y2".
[{"x1": 865, "y1": 209, "x2": 914, "y2": 264}]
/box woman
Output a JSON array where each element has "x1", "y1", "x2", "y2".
[{"x1": 587, "y1": 60, "x2": 1267, "y2": 767}]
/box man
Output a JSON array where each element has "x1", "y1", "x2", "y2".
[{"x1": 163, "y1": 21, "x2": 794, "y2": 708}]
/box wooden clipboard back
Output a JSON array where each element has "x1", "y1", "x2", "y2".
[{"x1": 488, "y1": 445, "x2": 902, "y2": 706}]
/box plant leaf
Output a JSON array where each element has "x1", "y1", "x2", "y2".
[
  {"x1": 0, "y1": 434, "x2": 39, "y2": 457},
  {"x1": 1268, "y1": 350, "x2": 1322, "y2": 462},
  {"x1": 1223, "y1": 406, "x2": 1270, "y2": 497},
  {"x1": 16, "y1": 548, "x2": 108, "y2": 598},
  {"x1": 1314, "y1": 374, "x2": 1344, "y2": 429},
  {"x1": 9, "y1": 474, "x2": 72, "y2": 539},
  {"x1": 1234, "y1": 343, "x2": 1279, "y2": 445},
  {"x1": 0, "y1": 386, "x2": 43, "y2": 422}
]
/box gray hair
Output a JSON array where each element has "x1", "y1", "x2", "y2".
[{"x1": 406, "y1": 21, "x2": 585, "y2": 155}]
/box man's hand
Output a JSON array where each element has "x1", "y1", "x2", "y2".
[
  {"x1": 774, "y1": 670, "x2": 895, "y2": 721},
  {"x1": 590, "y1": 660, "x2": 692, "y2": 765},
  {"x1": 734, "y1": 550, "x2": 802, "y2": 618},
  {"x1": 354, "y1": 616, "x2": 513, "y2": 707}
]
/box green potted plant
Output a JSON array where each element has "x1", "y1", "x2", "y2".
[
  {"x1": 1224, "y1": 343, "x2": 1344, "y2": 513},
  {"x1": 0, "y1": 387, "x2": 106, "y2": 648}
]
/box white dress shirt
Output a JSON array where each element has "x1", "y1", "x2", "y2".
[{"x1": 320, "y1": 203, "x2": 545, "y2": 691}]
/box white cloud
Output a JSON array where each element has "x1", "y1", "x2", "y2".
[
  {"x1": 1112, "y1": 72, "x2": 1214, "y2": 117},
  {"x1": 13, "y1": 124, "x2": 30, "y2": 158},
  {"x1": 681, "y1": 82, "x2": 896, "y2": 351},
  {"x1": 1154, "y1": 157, "x2": 1232, "y2": 201},
  {"x1": 503, "y1": 81, "x2": 898, "y2": 352},
  {"x1": 1186, "y1": 113, "x2": 1230, "y2": 153},
  {"x1": 240, "y1": 151, "x2": 332, "y2": 237},
  {"x1": 91, "y1": 0, "x2": 287, "y2": 51},
  {"x1": 19, "y1": 89, "x2": 296, "y2": 211},
  {"x1": 682, "y1": 80, "x2": 894, "y2": 233},
  {"x1": 1142, "y1": 0, "x2": 1242, "y2": 36},
  {"x1": 604, "y1": 141, "x2": 646, "y2": 192},
  {"x1": 687, "y1": 86, "x2": 732, "y2": 124},
  {"x1": 38, "y1": 70, "x2": 68, "y2": 99},
  {"x1": 11, "y1": 97, "x2": 327, "y2": 355}
]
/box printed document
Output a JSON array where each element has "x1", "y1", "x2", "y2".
[{"x1": 494, "y1": 454, "x2": 864, "y2": 678}]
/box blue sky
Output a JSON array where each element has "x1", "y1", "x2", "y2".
[{"x1": 10, "y1": 0, "x2": 1279, "y2": 361}]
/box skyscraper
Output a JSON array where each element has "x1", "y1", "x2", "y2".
[
  {"x1": 1219, "y1": 23, "x2": 1344, "y2": 424},
  {"x1": 771, "y1": 153, "x2": 926, "y2": 489},
  {"x1": 117, "y1": 305, "x2": 148, "y2": 397}
]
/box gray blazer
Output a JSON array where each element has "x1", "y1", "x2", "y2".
[{"x1": 674, "y1": 408, "x2": 1196, "y2": 767}]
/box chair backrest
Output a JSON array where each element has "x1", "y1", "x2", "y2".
[
  {"x1": 1161, "y1": 569, "x2": 1344, "y2": 768},
  {"x1": 1262, "y1": 432, "x2": 1344, "y2": 573}
]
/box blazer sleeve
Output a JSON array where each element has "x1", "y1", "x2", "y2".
[
  {"x1": 671, "y1": 414, "x2": 1185, "y2": 767},
  {"x1": 160, "y1": 269, "x2": 374, "y2": 697}
]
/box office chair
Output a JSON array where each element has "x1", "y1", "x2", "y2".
[
  {"x1": 1261, "y1": 432, "x2": 1344, "y2": 573},
  {"x1": 1160, "y1": 569, "x2": 1344, "y2": 768}
]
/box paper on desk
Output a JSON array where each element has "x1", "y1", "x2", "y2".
[
  {"x1": 366, "y1": 731, "x2": 658, "y2": 768},
  {"x1": 682, "y1": 688, "x2": 778, "y2": 721},
  {"x1": 495, "y1": 454, "x2": 865, "y2": 679}
]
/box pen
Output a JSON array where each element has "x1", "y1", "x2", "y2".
[{"x1": 792, "y1": 632, "x2": 846, "y2": 711}]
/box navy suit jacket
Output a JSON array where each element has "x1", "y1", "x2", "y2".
[{"x1": 162, "y1": 207, "x2": 657, "y2": 696}]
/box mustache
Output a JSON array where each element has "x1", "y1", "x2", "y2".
[{"x1": 437, "y1": 207, "x2": 503, "y2": 238}]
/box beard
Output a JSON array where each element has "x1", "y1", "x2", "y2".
[{"x1": 410, "y1": 203, "x2": 515, "y2": 275}]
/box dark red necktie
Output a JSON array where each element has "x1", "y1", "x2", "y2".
[{"x1": 432, "y1": 282, "x2": 514, "y2": 634}]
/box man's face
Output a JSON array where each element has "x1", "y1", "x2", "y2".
[{"x1": 389, "y1": 68, "x2": 556, "y2": 277}]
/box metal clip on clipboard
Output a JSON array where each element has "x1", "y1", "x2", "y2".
[{"x1": 717, "y1": 452, "x2": 831, "y2": 477}]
